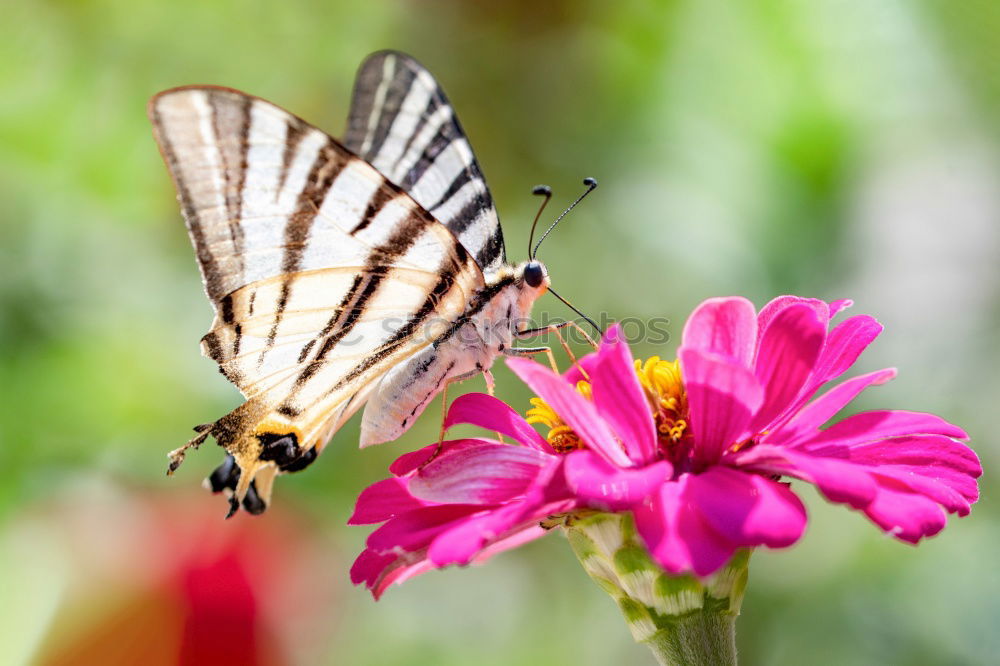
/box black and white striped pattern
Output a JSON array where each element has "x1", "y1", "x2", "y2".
[
  {"x1": 151, "y1": 86, "x2": 484, "y2": 407},
  {"x1": 344, "y1": 51, "x2": 506, "y2": 275},
  {"x1": 148, "y1": 57, "x2": 546, "y2": 516}
]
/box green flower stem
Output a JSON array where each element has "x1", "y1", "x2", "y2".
[
  {"x1": 642, "y1": 611, "x2": 736, "y2": 666},
  {"x1": 564, "y1": 512, "x2": 748, "y2": 666}
]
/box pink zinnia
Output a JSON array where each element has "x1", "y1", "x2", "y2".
[{"x1": 351, "y1": 296, "x2": 980, "y2": 597}]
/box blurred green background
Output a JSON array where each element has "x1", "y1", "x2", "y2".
[{"x1": 2, "y1": 0, "x2": 998, "y2": 664}]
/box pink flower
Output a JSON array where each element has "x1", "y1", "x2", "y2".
[{"x1": 351, "y1": 296, "x2": 980, "y2": 597}]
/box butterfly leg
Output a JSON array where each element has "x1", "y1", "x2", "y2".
[
  {"x1": 504, "y1": 344, "x2": 560, "y2": 373},
  {"x1": 568, "y1": 320, "x2": 599, "y2": 349},
  {"x1": 514, "y1": 321, "x2": 599, "y2": 378},
  {"x1": 481, "y1": 368, "x2": 506, "y2": 443},
  {"x1": 517, "y1": 320, "x2": 599, "y2": 350},
  {"x1": 166, "y1": 423, "x2": 213, "y2": 475},
  {"x1": 423, "y1": 367, "x2": 486, "y2": 468}
]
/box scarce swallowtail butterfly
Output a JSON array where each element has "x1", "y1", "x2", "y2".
[{"x1": 150, "y1": 51, "x2": 573, "y2": 517}]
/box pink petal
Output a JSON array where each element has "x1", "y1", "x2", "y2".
[
  {"x1": 686, "y1": 467, "x2": 807, "y2": 548},
  {"x1": 887, "y1": 460, "x2": 979, "y2": 503},
  {"x1": 408, "y1": 443, "x2": 552, "y2": 504},
  {"x1": 348, "y1": 477, "x2": 427, "y2": 525},
  {"x1": 352, "y1": 462, "x2": 576, "y2": 598},
  {"x1": 832, "y1": 434, "x2": 982, "y2": 507},
  {"x1": 471, "y1": 524, "x2": 550, "y2": 564},
  {"x1": 769, "y1": 369, "x2": 897, "y2": 445},
  {"x1": 507, "y1": 356, "x2": 632, "y2": 468},
  {"x1": 372, "y1": 559, "x2": 435, "y2": 600},
  {"x1": 632, "y1": 483, "x2": 688, "y2": 573},
  {"x1": 795, "y1": 410, "x2": 968, "y2": 450},
  {"x1": 590, "y1": 324, "x2": 658, "y2": 464},
  {"x1": 390, "y1": 438, "x2": 499, "y2": 477},
  {"x1": 427, "y1": 460, "x2": 575, "y2": 566},
  {"x1": 563, "y1": 352, "x2": 600, "y2": 385},
  {"x1": 350, "y1": 548, "x2": 398, "y2": 588},
  {"x1": 678, "y1": 348, "x2": 763, "y2": 464},
  {"x1": 835, "y1": 435, "x2": 981, "y2": 478},
  {"x1": 520, "y1": 454, "x2": 575, "y2": 507},
  {"x1": 633, "y1": 478, "x2": 740, "y2": 577},
  {"x1": 681, "y1": 297, "x2": 758, "y2": 368},
  {"x1": 862, "y1": 482, "x2": 947, "y2": 543},
  {"x1": 734, "y1": 432, "x2": 980, "y2": 523},
  {"x1": 807, "y1": 315, "x2": 883, "y2": 388},
  {"x1": 427, "y1": 501, "x2": 570, "y2": 567},
  {"x1": 755, "y1": 296, "x2": 830, "y2": 355},
  {"x1": 828, "y1": 299, "x2": 853, "y2": 317},
  {"x1": 444, "y1": 393, "x2": 551, "y2": 451},
  {"x1": 563, "y1": 450, "x2": 671, "y2": 510},
  {"x1": 366, "y1": 504, "x2": 487, "y2": 553},
  {"x1": 351, "y1": 549, "x2": 436, "y2": 600},
  {"x1": 731, "y1": 444, "x2": 878, "y2": 508},
  {"x1": 750, "y1": 304, "x2": 826, "y2": 433},
  {"x1": 426, "y1": 505, "x2": 524, "y2": 566},
  {"x1": 871, "y1": 467, "x2": 972, "y2": 516}
]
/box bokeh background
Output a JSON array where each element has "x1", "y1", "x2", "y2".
[{"x1": 2, "y1": 1, "x2": 998, "y2": 664}]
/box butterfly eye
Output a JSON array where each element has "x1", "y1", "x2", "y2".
[{"x1": 524, "y1": 261, "x2": 545, "y2": 288}]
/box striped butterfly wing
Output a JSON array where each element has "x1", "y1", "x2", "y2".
[
  {"x1": 344, "y1": 51, "x2": 507, "y2": 275},
  {"x1": 150, "y1": 86, "x2": 484, "y2": 512}
]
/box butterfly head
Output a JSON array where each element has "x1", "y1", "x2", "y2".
[{"x1": 521, "y1": 260, "x2": 548, "y2": 290}]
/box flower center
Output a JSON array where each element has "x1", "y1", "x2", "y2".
[
  {"x1": 635, "y1": 356, "x2": 691, "y2": 451},
  {"x1": 525, "y1": 357, "x2": 691, "y2": 458},
  {"x1": 526, "y1": 381, "x2": 593, "y2": 453}
]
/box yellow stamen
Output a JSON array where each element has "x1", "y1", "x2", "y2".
[
  {"x1": 635, "y1": 357, "x2": 690, "y2": 446},
  {"x1": 527, "y1": 356, "x2": 691, "y2": 454}
]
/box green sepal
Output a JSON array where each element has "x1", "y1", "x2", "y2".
[{"x1": 564, "y1": 512, "x2": 749, "y2": 665}]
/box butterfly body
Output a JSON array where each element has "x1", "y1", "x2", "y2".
[
  {"x1": 360, "y1": 261, "x2": 546, "y2": 447},
  {"x1": 150, "y1": 52, "x2": 550, "y2": 515}
]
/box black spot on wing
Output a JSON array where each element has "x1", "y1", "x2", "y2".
[
  {"x1": 220, "y1": 293, "x2": 235, "y2": 324},
  {"x1": 202, "y1": 331, "x2": 224, "y2": 361},
  {"x1": 232, "y1": 323, "x2": 242, "y2": 356}
]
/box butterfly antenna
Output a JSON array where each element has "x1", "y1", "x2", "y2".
[
  {"x1": 527, "y1": 185, "x2": 553, "y2": 258},
  {"x1": 531, "y1": 177, "x2": 598, "y2": 259},
  {"x1": 548, "y1": 287, "x2": 603, "y2": 336}
]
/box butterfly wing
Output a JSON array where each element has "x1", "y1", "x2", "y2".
[
  {"x1": 150, "y1": 86, "x2": 484, "y2": 512},
  {"x1": 344, "y1": 50, "x2": 507, "y2": 275}
]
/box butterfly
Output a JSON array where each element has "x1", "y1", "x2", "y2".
[{"x1": 149, "y1": 51, "x2": 578, "y2": 517}]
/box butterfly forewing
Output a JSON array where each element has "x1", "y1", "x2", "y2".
[
  {"x1": 344, "y1": 51, "x2": 507, "y2": 274},
  {"x1": 150, "y1": 86, "x2": 484, "y2": 498}
]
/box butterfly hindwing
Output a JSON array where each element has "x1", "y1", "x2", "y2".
[{"x1": 344, "y1": 50, "x2": 507, "y2": 274}]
